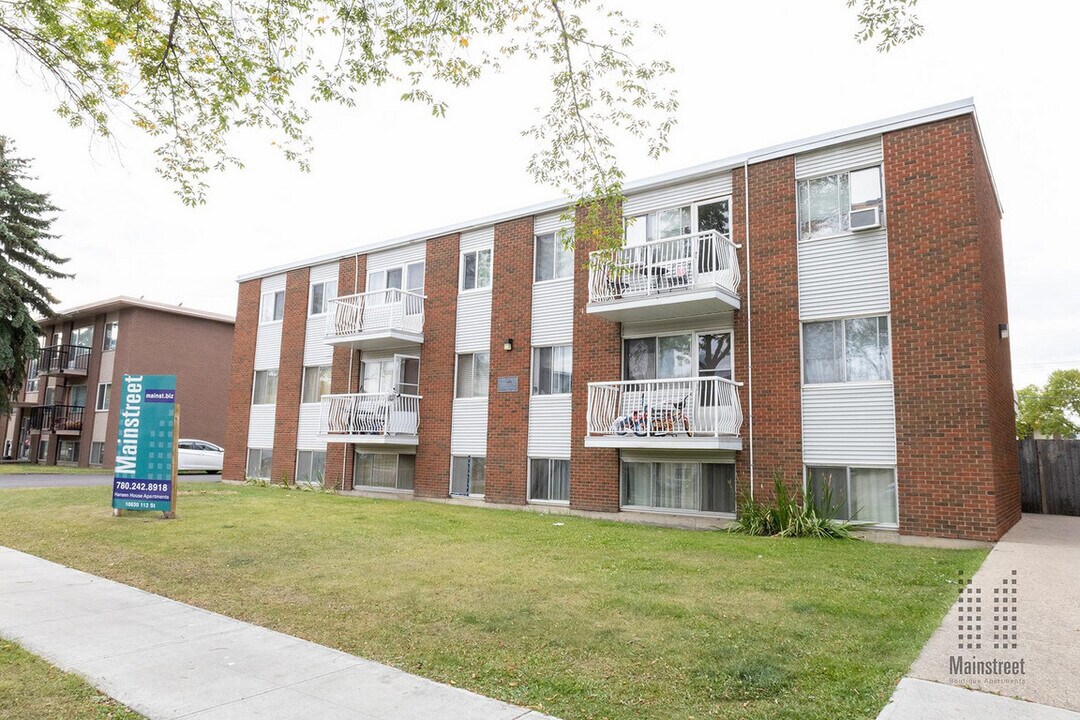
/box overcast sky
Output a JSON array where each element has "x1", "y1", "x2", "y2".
[{"x1": 2, "y1": 1, "x2": 1077, "y2": 388}]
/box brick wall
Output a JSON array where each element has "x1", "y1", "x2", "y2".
[
  {"x1": 223, "y1": 280, "x2": 262, "y2": 480},
  {"x1": 415, "y1": 233, "x2": 460, "y2": 498},
  {"x1": 77, "y1": 314, "x2": 107, "y2": 465},
  {"x1": 885, "y1": 115, "x2": 1017, "y2": 541},
  {"x1": 270, "y1": 267, "x2": 311, "y2": 482},
  {"x1": 324, "y1": 255, "x2": 364, "y2": 490},
  {"x1": 569, "y1": 204, "x2": 622, "y2": 512},
  {"x1": 485, "y1": 217, "x2": 534, "y2": 505}
]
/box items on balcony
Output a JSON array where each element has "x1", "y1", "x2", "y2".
[
  {"x1": 324, "y1": 289, "x2": 424, "y2": 348},
  {"x1": 319, "y1": 392, "x2": 421, "y2": 443}
]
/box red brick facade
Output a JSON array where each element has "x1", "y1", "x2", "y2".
[
  {"x1": 224, "y1": 281, "x2": 261, "y2": 480},
  {"x1": 270, "y1": 267, "x2": 311, "y2": 482},
  {"x1": 324, "y1": 255, "x2": 364, "y2": 490}
]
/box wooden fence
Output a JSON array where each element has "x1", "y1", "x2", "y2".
[{"x1": 1017, "y1": 439, "x2": 1080, "y2": 516}]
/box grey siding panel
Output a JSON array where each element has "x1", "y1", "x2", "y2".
[
  {"x1": 247, "y1": 405, "x2": 275, "y2": 448},
  {"x1": 624, "y1": 173, "x2": 733, "y2": 215},
  {"x1": 531, "y1": 280, "x2": 574, "y2": 346},
  {"x1": 456, "y1": 291, "x2": 492, "y2": 353},
  {"x1": 798, "y1": 229, "x2": 890, "y2": 320},
  {"x1": 801, "y1": 383, "x2": 897, "y2": 466},
  {"x1": 451, "y1": 398, "x2": 488, "y2": 456},
  {"x1": 528, "y1": 395, "x2": 571, "y2": 458},
  {"x1": 795, "y1": 136, "x2": 883, "y2": 178}
]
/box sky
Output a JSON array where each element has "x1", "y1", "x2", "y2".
[{"x1": 1, "y1": 1, "x2": 1078, "y2": 388}]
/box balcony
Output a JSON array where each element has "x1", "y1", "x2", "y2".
[
  {"x1": 27, "y1": 405, "x2": 86, "y2": 435},
  {"x1": 38, "y1": 344, "x2": 91, "y2": 377},
  {"x1": 317, "y1": 392, "x2": 421, "y2": 447},
  {"x1": 587, "y1": 230, "x2": 741, "y2": 322},
  {"x1": 585, "y1": 377, "x2": 743, "y2": 450},
  {"x1": 324, "y1": 289, "x2": 424, "y2": 350}
]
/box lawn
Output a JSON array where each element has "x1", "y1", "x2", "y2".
[
  {"x1": 0, "y1": 640, "x2": 142, "y2": 720},
  {"x1": 0, "y1": 463, "x2": 106, "y2": 475},
  {"x1": 0, "y1": 483, "x2": 985, "y2": 720}
]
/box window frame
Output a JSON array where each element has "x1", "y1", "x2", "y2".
[
  {"x1": 804, "y1": 464, "x2": 898, "y2": 528},
  {"x1": 57, "y1": 439, "x2": 80, "y2": 465},
  {"x1": 95, "y1": 382, "x2": 111, "y2": 411},
  {"x1": 102, "y1": 321, "x2": 119, "y2": 351},
  {"x1": 245, "y1": 447, "x2": 273, "y2": 479},
  {"x1": 621, "y1": 328, "x2": 735, "y2": 382},
  {"x1": 530, "y1": 344, "x2": 573, "y2": 396},
  {"x1": 449, "y1": 455, "x2": 486, "y2": 497},
  {"x1": 260, "y1": 290, "x2": 285, "y2": 324},
  {"x1": 295, "y1": 449, "x2": 328, "y2": 485},
  {"x1": 459, "y1": 247, "x2": 493, "y2": 292},
  {"x1": 533, "y1": 231, "x2": 573, "y2": 284},
  {"x1": 796, "y1": 165, "x2": 885, "y2": 242},
  {"x1": 624, "y1": 196, "x2": 733, "y2": 246},
  {"x1": 800, "y1": 314, "x2": 892, "y2": 386},
  {"x1": 308, "y1": 280, "x2": 338, "y2": 316},
  {"x1": 619, "y1": 459, "x2": 736, "y2": 516},
  {"x1": 252, "y1": 368, "x2": 280, "y2": 405},
  {"x1": 455, "y1": 352, "x2": 490, "y2": 399},
  {"x1": 300, "y1": 365, "x2": 332, "y2": 405},
  {"x1": 353, "y1": 450, "x2": 416, "y2": 492},
  {"x1": 527, "y1": 457, "x2": 571, "y2": 504},
  {"x1": 89, "y1": 441, "x2": 105, "y2": 466},
  {"x1": 37, "y1": 438, "x2": 49, "y2": 462}
]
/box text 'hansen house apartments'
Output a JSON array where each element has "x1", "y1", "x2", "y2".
[{"x1": 224, "y1": 99, "x2": 1019, "y2": 543}]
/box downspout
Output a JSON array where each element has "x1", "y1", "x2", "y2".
[{"x1": 743, "y1": 160, "x2": 754, "y2": 501}]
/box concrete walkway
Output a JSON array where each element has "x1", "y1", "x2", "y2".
[
  {"x1": 878, "y1": 514, "x2": 1080, "y2": 719},
  {"x1": 0, "y1": 547, "x2": 555, "y2": 720}
]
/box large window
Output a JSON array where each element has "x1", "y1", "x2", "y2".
[
  {"x1": 456, "y1": 352, "x2": 490, "y2": 398},
  {"x1": 531, "y1": 346, "x2": 572, "y2": 395},
  {"x1": 260, "y1": 290, "x2": 285, "y2": 322},
  {"x1": 309, "y1": 280, "x2": 338, "y2": 315},
  {"x1": 623, "y1": 333, "x2": 731, "y2": 381},
  {"x1": 70, "y1": 325, "x2": 93, "y2": 348},
  {"x1": 529, "y1": 458, "x2": 570, "y2": 503},
  {"x1": 58, "y1": 440, "x2": 80, "y2": 464},
  {"x1": 807, "y1": 466, "x2": 897, "y2": 526},
  {"x1": 68, "y1": 384, "x2": 87, "y2": 408},
  {"x1": 622, "y1": 461, "x2": 735, "y2": 514},
  {"x1": 797, "y1": 166, "x2": 883, "y2": 240},
  {"x1": 534, "y1": 232, "x2": 573, "y2": 282},
  {"x1": 361, "y1": 356, "x2": 419, "y2": 396},
  {"x1": 301, "y1": 365, "x2": 332, "y2": 404},
  {"x1": 246, "y1": 448, "x2": 273, "y2": 479},
  {"x1": 354, "y1": 451, "x2": 415, "y2": 491},
  {"x1": 96, "y1": 382, "x2": 111, "y2": 411},
  {"x1": 802, "y1": 316, "x2": 891, "y2": 384},
  {"x1": 25, "y1": 356, "x2": 39, "y2": 393},
  {"x1": 252, "y1": 369, "x2": 279, "y2": 404},
  {"x1": 461, "y1": 249, "x2": 492, "y2": 291},
  {"x1": 102, "y1": 321, "x2": 119, "y2": 351},
  {"x1": 37, "y1": 439, "x2": 49, "y2": 462},
  {"x1": 296, "y1": 450, "x2": 327, "y2": 485},
  {"x1": 450, "y1": 455, "x2": 486, "y2": 496},
  {"x1": 625, "y1": 198, "x2": 730, "y2": 245},
  {"x1": 89, "y1": 441, "x2": 105, "y2": 466},
  {"x1": 369, "y1": 261, "x2": 425, "y2": 294}
]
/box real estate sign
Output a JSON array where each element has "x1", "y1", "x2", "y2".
[{"x1": 112, "y1": 374, "x2": 178, "y2": 514}]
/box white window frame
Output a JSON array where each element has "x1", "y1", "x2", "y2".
[
  {"x1": 260, "y1": 290, "x2": 285, "y2": 324},
  {"x1": 796, "y1": 165, "x2": 885, "y2": 242},
  {"x1": 455, "y1": 352, "x2": 490, "y2": 399},
  {"x1": 95, "y1": 382, "x2": 111, "y2": 411},
  {"x1": 246, "y1": 448, "x2": 273, "y2": 479},
  {"x1": 799, "y1": 313, "x2": 892, "y2": 386},
  {"x1": 295, "y1": 449, "x2": 328, "y2": 485},
  {"x1": 368, "y1": 261, "x2": 426, "y2": 294},
  {"x1": 102, "y1": 321, "x2": 119, "y2": 351},
  {"x1": 619, "y1": 459, "x2": 737, "y2": 516},
  {"x1": 530, "y1": 345, "x2": 573, "y2": 396},
  {"x1": 89, "y1": 441, "x2": 105, "y2": 466},
  {"x1": 449, "y1": 454, "x2": 486, "y2": 498},
  {"x1": 37, "y1": 438, "x2": 49, "y2": 462},
  {"x1": 57, "y1": 439, "x2": 80, "y2": 465},
  {"x1": 308, "y1": 280, "x2": 338, "y2": 316},
  {"x1": 252, "y1": 369, "x2": 279, "y2": 405},
  {"x1": 533, "y1": 232, "x2": 573, "y2": 284},
  {"x1": 803, "y1": 464, "x2": 899, "y2": 529},
  {"x1": 300, "y1": 365, "x2": 332, "y2": 405},
  {"x1": 527, "y1": 457, "x2": 571, "y2": 505},
  {"x1": 353, "y1": 450, "x2": 416, "y2": 493},
  {"x1": 459, "y1": 247, "x2": 493, "y2": 292},
  {"x1": 620, "y1": 328, "x2": 735, "y2": 382},
  {"x1": 624, "y1": 196, "x2": 734, "y2": 246}
]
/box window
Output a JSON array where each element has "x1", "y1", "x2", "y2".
[
  {"x1": 309, "y1": 280, "x2": 338, "y2": 316},
  {"x1": 807, "y1": 466, "x2": 897, "y2": 526},
  {"x1": 455, "y1": 352, "x2": 490, "y2": 398},
  {"x1": 296, "y1": 450, "x2": 327, "y2": 485},
  {"x1": 89, "y1": 442, "x2": 105, "y2": 466},
  {"x1": 531, "y1": 346, "x2": 572, "y2": 395},
  {"x1": 797, "y1": 166, "x2": 883, "y2": 240},
  {"x1": 450, "y1": 455, "x2": 486, "y2": 496},
  {"x1": 301, "y1": 365, "x2": 332, "y2": 404},
  {"x1": 58, "y1": 440, "x2": 80, "y2": 464},
  {"x1": 25, "y1": 356, "x2": 39, "y2": 393},
  {"x1": 246, "y1": 448, "x2": 273, "y2": 479},
  {"x1": 96, "y1": 383, "x2": 111, "y2": 411},
  {"x1": 625, "y1": 199, "x2": 731, "y2": 245},
  {"x1": 260, "y1": 290, "x2": 285, "y2": 322},
  {"x1": 69, "y1": 384, "x2": 88, "y2": 408},
  {"x1": 802, "y1": 316, "x2": 891, "y2": 384},
  {"x1": 102, "y1": 321, "x2": 118, "y2": 351},
  {"x1": 534, "y1": 232, "x2": 573, "y2": 282},
  {"x1": 529, "y1": 458, "x2": 570, "y2": 502},
  {"x1": 44, "y1": 386, "x2": 56, "y2": 406},
  {"x1": 624, "y1": 335, "x2": 692, "y2": 380},
  {"x1": 252, "y1": 369, "x2": 279, "y2": 404},
  {"x1": 369, "y1": 261, "x2": 425, "y2": 294},
  {"x1": 354, "y1": 451, "x2": 415, "y2": 491},
  {"x1": 461, "y1": 249, "x2": 492, "y2": 291},
  {"x1": 622, "y1": 461, "x2": 735, "y2": 514},
  {"x1": 37, "y1": 439, "x2": 49, "y2": 462},
  {"x1": 70, "y1": 325, "x2": 93, "y2": 348}
]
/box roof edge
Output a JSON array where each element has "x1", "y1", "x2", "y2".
[{"x1": 38, "y1": 296, "x2": 235, "y2": 325}]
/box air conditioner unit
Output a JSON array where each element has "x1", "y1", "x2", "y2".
[{"x1": 850, "y1": 206, "x2": 881, "y2": 231}]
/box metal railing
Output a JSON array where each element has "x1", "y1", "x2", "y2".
[
  {"x1": 319, "y1": 392, "x2": 421, "y2": 438},
  {"x1": 27, "y1": 404, "x2": 86, "y2": 433},
  {"x1": 38, "y1": 344, "x2": 91, "y2": 374},
  {"x1": 586, "y1": 377, "x2": 743, "y2": 439},
  {"x1": 325, "y1": 289, "x2": 425, "y2": 340},
  {"x1": 588, "y1": 229, "x2": 741, "y2": 304}
]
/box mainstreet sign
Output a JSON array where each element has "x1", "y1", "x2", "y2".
[{"x1": 111, "y1": 374, "x2": 178, "y2": 516}]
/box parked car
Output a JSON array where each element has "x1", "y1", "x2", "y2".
[{"x1": 178, "y1": 439, "x2": 224, "y2": 473}]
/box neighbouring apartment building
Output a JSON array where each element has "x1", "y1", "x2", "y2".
[
  {"x1": 1, "y1": 297, "x2": 235, "y2": 469},
  {"x1": 223, "y1": 99, "x2": 1019, "y2": 542}
]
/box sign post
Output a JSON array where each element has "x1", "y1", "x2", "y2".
[{"x1": 111, "y1": 374, "x2": 179, "y2": 519}]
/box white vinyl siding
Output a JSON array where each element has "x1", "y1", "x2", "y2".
[
  {"x1": 801, "y1": 383, "x2": 897, "y2": 466},
  {"x1": 254, "y1": 274, "x2": 286, "y2": 370},
  {"x1": 798, "y1": 229, "x2": 890, "y2": 320},
  {"x1": 623, "y1": 173, "x2": 734, "y2": 217},
  {"x1": 795, "y1": 136, "x2": 883, "y2": 179},
  {"x1": 456, "y1": 226, "x2": 494, "y2": 354},
  {"x1": 304, "y1": 263, "x2": 338, "y2": 366},
  {"x1": 451, "y1": 399, "x2": 488, "y2": 456},
  {"x1": 533, "y1": 211, "x2": 569, "y2": 238},
  {"x1": 531, "y1": 279, "x2": 573, "y2": 346},
  {"x1": 247, "y1": 405, "x2": 275, "y2": 448},
  {"x1": 296, "y1": 405, "x2": 325, "y2": 451},
  {"x1": 527, "y1": 395, "x2": 571, "y2": 458},
  {"x1": 366, "y1": 241, "x2": 426, "y2": 280}
]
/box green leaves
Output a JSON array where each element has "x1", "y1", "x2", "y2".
[
  {"x1": 847, "y1": 0, "x2": 924, "y2": 52},
  {"x1": 1016, "y1": 370, "x2": 1080, "y2": 439}
]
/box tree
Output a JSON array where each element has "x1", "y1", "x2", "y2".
[
  {"x1": 0, "y1": 138, "x2": 71, "y2": 414},
  {"x1": 1016, "y1": 370, "x2": 1080, "y2": 440}
]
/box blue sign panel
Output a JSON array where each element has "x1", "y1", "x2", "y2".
[{"x1": 112, "y1": 374, "x2": 177, "y2": 512}]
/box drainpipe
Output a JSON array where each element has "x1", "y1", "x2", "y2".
[{"x1": 743, "y1": 160, "x2": 754, "y2": 501}]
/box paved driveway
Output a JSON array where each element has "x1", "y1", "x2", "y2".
[{"x1": 0, "y1": 473, "x2": 220, "y2": 489}]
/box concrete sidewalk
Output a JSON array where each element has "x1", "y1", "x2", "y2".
[{"x1": 0, "y1": 547, "x2": 555, "y2": 720}]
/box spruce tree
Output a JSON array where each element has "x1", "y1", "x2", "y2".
[{"x1": 0, "y1": 137, "x2": 71, "y2": 414}]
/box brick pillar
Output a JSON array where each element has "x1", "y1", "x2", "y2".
[
  {"x1": 885, "y1": 116, "x2": 1018, "y2": 541},
  {"x1": 325, "y1": 255, "x2": 365, "y2": 490},
  {"x1": 569, "y1": 204, "x2": 622, "y2": 513},
  {"x1": 415, "y1": 233, "x2": 460, "y2": 498},
  {"x1": 730, "y1": 167, "x2": 751, "y2": 500},
  {"x1": 223, "y1": 280, "x2": 262, "y2": 480},
  {"x1": 270, "y1": 267, "x2": 311, "y2": 483},
  {"x1": 485, "y1": 217, "x2": 534, "y2": 505},
  {"x1": 742, "y1": 156, "x2": 802, "y2": 501}
]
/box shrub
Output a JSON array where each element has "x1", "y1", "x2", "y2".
[{"x1": 728, "y1": 475, "x2": 855, "y2": 539}]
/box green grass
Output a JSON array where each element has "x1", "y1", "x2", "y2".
[
  {"x1": 0, "y1": 483, "x2": 985, "y2": 720},
  {"x1": 0, "y1": 463, "x2": 107, "y2": 475},
  {"x1": 0, "y1": 640, "x2": 142, "y2": 719}
]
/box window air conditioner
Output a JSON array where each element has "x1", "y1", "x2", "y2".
[{"x1": 850, "y1": 206, "x2": 881, "y2": 231}]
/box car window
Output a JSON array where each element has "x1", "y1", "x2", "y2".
[{"x1": 178, "y1": 442, "x2": 194, "y2": 450}]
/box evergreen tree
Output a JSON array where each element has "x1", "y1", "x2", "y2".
[{"x1": 0, "y1": 137, "x2": 71, "y2": 414}]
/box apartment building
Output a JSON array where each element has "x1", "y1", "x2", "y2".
[
  {"x1": 223, "y1": 99, "x2": 1019, "y2": 542},
  {"x1": 1, "y1": 297, "x2": 235, "y2": 469}
]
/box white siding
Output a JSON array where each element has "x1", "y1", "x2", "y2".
[
  {"x1": 247, "y1": 405, "x2": 275, "y2": 448},
  {"x1": 451, "y1": 398, "x2": 488, "y2": 455},
  {"x1": 460, "y1": 226, "x2": 494, "y2": 253},
  {"x1": 622, "y1": 312, "x2": 734, "y2": 338},
  {"x1": 534, "y1": 211, "x2": 570, "y2": 237},
  {"x1": 296, "y1": 405, "x2": 325, "y2": 451},
  {"x1": 309, "y1": 262, "x2": 338, "y2": 285},
  {"x1": 795, "y1": 136, "x2": 883, "y2": 179},
  {"x1": 624, "y1": 173, "x2": 733, "y2": 216},
  {"x1": 798, "y1": 229, "x2": 890, "y2": 320},
  {"x1": 304, "y1": 262, "x2": 338, "y2": 367},
  {"x1": 367, "y1": 240, "x2": 426, "y2": 277},
  {"x1": 531, "y1": 280, "x2": 574, "y2": 346},
  {"x1": 528, "y1": 395, "x2": 571, "y2": 458},
  {"x1": 801, "y1": 383, "x2": 896, "y2": 466},
  {"x1": 456, "y1": 291, "x2": 492, "y2": 353},
  {"x1": 254, "y1": 274, "x2": 286, "y2": 370}
]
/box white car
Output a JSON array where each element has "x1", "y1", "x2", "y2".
[{"x1": 178, "y1": 439, "x2": 224, "y2": 473}]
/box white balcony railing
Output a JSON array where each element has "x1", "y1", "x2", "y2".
[
  {"x1": 588, "y1": 230, "x2": 741, "y2": 305},
  {"x1": 325, "y1": 289, "x2": 425, "y2": 341},
  {"x1": 319, "y1": 392, "x2": 421, "y2": 438},
  {"x1": 586, "y1": 376, "x2": 743, "y2": 439}
]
